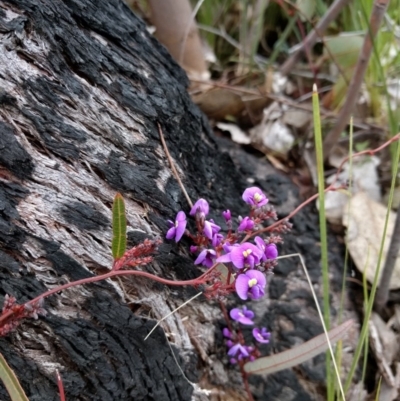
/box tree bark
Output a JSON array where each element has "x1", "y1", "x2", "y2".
[{"x1": 0, "y1": 1, "x2": 356, "y2": 400}]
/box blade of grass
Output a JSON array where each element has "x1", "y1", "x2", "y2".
[
  {"x1": 313, "y1": 84, "x2": 333, "y2": 400},
  {"x1": 0, "y1": 352, "x2": 29, "y2": 401}
]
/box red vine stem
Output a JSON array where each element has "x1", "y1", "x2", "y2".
[{"x1": 0, "y1": 269, "x2": 210, "y2": 326}]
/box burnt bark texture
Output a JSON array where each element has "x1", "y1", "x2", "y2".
[{"x1": 0, "y1": 1, "x2": 357, "y2": 401}]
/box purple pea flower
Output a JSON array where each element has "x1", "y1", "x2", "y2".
[
  {"x1": 228, "y1": 343, "x2": 249, "y2": 359},
  {"x1": 194, "y1": 249, "x2": 216, "y2": 268},
  {"x1": 222, "y1": 210, "x2": 231, "y2": 222},
  {"x1": 242, "y1": 187, "x2": 268, "y2": 208},
  {"x1": 229, "y1": 306, "x2": 255, "y2": 325},
  {"x1": 238, "y1": 216, "x2": 254, "y2": 232},
  {"x1": 254, "y1": 236, "x2": 278, "y2": 261},
  {"x1": 235, "y1": 270, "x2": 266, "y2": 300},
  {"x1": 252, "y1": 327, "x2": 271, "y2": 344},
  {"x1": 190, "y1": 199, "x2": 209, "y2": 218},
  {"x1": 212, "y1": 233, "x2": 224, "y2": 247},
  {"x1": 217, "y1": 242, "x2": 263, "y2": 269},
  {"x1": 203, "y1": 219, "x2": 221, "y2": 240},
  {"x1": 166, "y1": 211, "x2": 187, "y2": 242}
]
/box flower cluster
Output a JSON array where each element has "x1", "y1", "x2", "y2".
[
  {"x1": 223, "y1": 306, "x2": 271, "y2": 364},
  {"x1": 166, "y1": 187, "x2": 289, "y2": 301}
]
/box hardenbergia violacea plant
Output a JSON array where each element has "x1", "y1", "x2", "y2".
[{"x1": 0, "y1": 186, "x2": 359, "y2": 401}]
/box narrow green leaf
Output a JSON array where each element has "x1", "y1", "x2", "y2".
[
  {"x1": 244, "y1": 320, "x2": 353, "y2": 375},
  {"x1": 111, "y1": 193, "x2": 127, "y2": 260},
  {"x1": 0, "y1": 352, "x2": 29, "y2": 401}
]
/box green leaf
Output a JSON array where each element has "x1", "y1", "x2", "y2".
[
  {"x1": 0, "y1": 352, "x2": 29, "y2": 401},
  {"x1": 296, "y1": 0, "x2": 316, "y2": 22},
  {"x1": 111, "y1": 193, "x2": 127, "y2": 260},
  {"x1": 244, "y1": 319, "x2": 353, "y2": 375}
]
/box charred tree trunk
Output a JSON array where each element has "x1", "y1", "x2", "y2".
[{"x1": 0, "y1": 1, "x2": 355, "y2": 400}]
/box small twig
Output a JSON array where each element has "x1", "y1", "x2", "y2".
[
  {"x1": 158, "y1": 123, "x2": 193, "y2": 207},
  {"x1": 144, "y1": 291, "x2": 202, "y2": 340},
  {"x1": 280, "y1": 0, "x2": 353, "y2": 75},
  {"x1": 322, "y1": 0, "x2": 391, "y2": 161},
  {"x1": 374, "y1": 205, "x2": 400, "y2": 312}
]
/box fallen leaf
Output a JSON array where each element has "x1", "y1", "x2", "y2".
[{"x1": 343, "y1": 192, "x2": 400, "y2": 289}]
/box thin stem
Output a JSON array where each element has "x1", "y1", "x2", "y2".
[
  {"x1": 158, "y1": 123, "x2": 193, "y2": 207},
  {"x1": 0, "y1": 269, "x2": 210, "y2": 327},
  {"x1": 56, "y1": 370, "x2": 66, "y2": 401}
]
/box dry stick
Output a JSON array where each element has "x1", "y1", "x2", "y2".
[
  {"x1": 374, "y1": 205, "x2": 400, "y2": 312},
  {"x1": 322, "y1": 0, "x2": 391, "y2": 161},
  {"x1": 157, "y1": 123, "x2": 193, "y2": 207},
  {"x1": 280, "y1": 0, "x2": 353, "y2": 76}
]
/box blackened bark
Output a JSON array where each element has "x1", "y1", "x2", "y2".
[{"x1": 0, "y1": 1, "x2": 357, "y2": 401}]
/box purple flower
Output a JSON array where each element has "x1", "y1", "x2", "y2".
[
  {"x1": 222, "y1": 210, "x2": 231, "y2": 222},
  {"x1": 166, "y1": 211, "x2": 187, "y2": 242},
  {"x1": 190, "y1": 245, "x2": 198, "y2": 253},
  {"x1": 238, "y1": 216, "x2": 254, "y2": 232},
  {"x1": 235, "y1": 270, "x2": 266, "y2": 300},
  {"x1": 252, "y1": 327, "x2": 271, "y2": 344},
  {"x1": 212, "y1": 233, "x2": 224, "y2": 247},
  {"x1": 194, "y1": 249, "x2": 216, "y2": 268},
  {"x1": 228, "y1": 343, "x2": 249, "y2": 359},
  {"x1": 203, "y1": 219, "x2": 221, "y2": 240},
  {"x1": 190, "y1": 199, "x2": 209, "y2": 218},
  {"x1": 254, "y1": 236, "x2": 278, "y2": 261},
  {"x1": 242, "y1": 187, "x2": 268, "y2": 208},
  {"x1": 230, "y1": 306, "x2": 255, "y2": 325},
  {"x1": 265, "y1": 244, "x2": 278, "y2": 259},
  {"x1": 217, "y1": 242, "x2": 263, "y2": 269}
]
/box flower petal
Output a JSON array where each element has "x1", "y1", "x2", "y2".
[
  {"x1": 235, "y1": 275, "x2": 250, "y2": 300},
  {"x1": 166, "y1": 227, "x2": 176, "y2": 240}
]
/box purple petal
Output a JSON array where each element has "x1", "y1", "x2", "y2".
[
  {"x1": 229, "y1": 307, "x2": 255, "y2": 325},
  {"x1": 265, "y1": 243, "x2": 278, "y2": 259},
  {"x1": 203, "y1": 221, "x2": 213, "y2": 239},
  {"x1": 246, "y1": 270, "x2": 266, "y2": 287},
  {"x1": 222, "y1": 328, "x2": 232, "y2": 338},
  {"x1": 216, "y1": 253, "x2": 232, "y2": 264},
  {"x1": 194, "y1": 249, "x2": 207, "y2": 265},
  {"x1": 250, "y1": 286, "x2": 263, "y2": 299},
  {"x1": 252, "y1": 327, "x2": 271, "y2": 343},
  {"x1": 235, "y1": 275, "x2": 250, "y2": 300},
  {"x1": 175, "y1": 221, "x2": 187, "y2": 242},
  {"x1": 230, "y1": 247, "x2": 245, "y2": 269},
  {"x1": 166, "y1": 227, "x2": 176, "y2": 240},
  {"x1": 190, "y1": 199, "x2": 209, "y2": 217},
  {"x1": 242, "y1": 187, "x2": 268, "y2": 207},
  {"x1": 222, "y1": 210, "x2": 231, "y2": 221}
]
